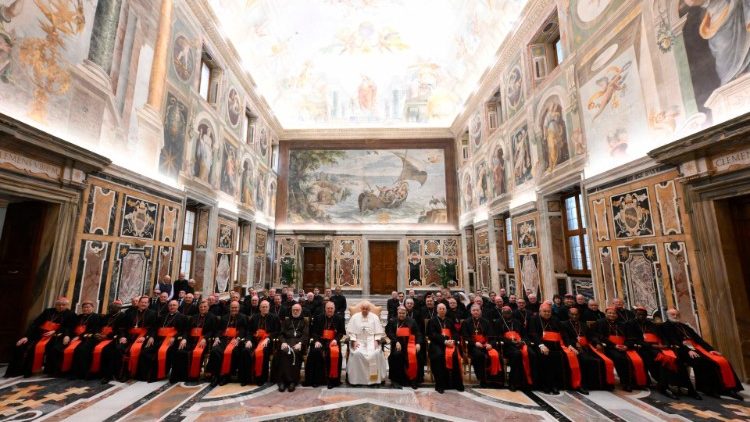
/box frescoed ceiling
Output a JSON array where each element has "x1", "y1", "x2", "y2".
[{"x1": 207, "y1": 0, "x2": 528, "y2": 129}]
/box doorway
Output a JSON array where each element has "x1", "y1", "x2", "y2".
[
  {"x1": 302, "y1": 247, "x2": 326, "y2": 292},
  {"x1": 0, "y1": 200, "x2": 50, "y2": 361},
  {"x1": 716, "y1": 194, "x2": 750, "y2": 376},
  {"x1": 369, "y1": 241, "x2": 398, "y2": 294}
]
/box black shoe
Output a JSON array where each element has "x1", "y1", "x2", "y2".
[
  {"x1": 543, "y1": 388, "x2": 552, "y2": 394},
  {"x1": 509, "y1": 385, "x2": 517, "y2": 392},
  {"x1": 327, "y1": 382, "x2": 335, "y2": 389},
  {"x1": 101, "y1": 375, "x2": 112, "y2": 385},
  {"x1": 726, "y1": 391, "x2": 744, "y2": 401},
  {"x1": 577, "y1": 387, "x2": 589, "y2": 395},
  {"x1": 661, "y1": 389, "x2": 678, "y2": 400},
  {"x1": 689, "y1": 391, "x2": 702, "y2": 400},
  {"x1": 311, "y1": 384, "x2": 318, "y2": 388},
  {"x1": 288, "y1": 383, "x2": 296, "y2": 392},
  {"x1": 392, "y1": 382, "x2": 402, "y2": 389},
  {"x1": 219, "y1": 377, "x2": 228, "y2": 386},
  {"x1": 479, "y1": 381, "x2": 488, "y2": 388},
  {"x1": 411, "y1": 382, "x2": 418, "y2": 390},
  {"x1": 278, "y1": 383, "x2": 285, "y2": 392},
  {"x1": 210, "y1": 377, "x2": 219, "y2": 387},
  {"x1": 436, "y1": 387, "x2": 444, "y2": 394},
  {"x1": 624, "y1": 386, "x2": 633, "y2": 392},
  {"x1": 551, "y1": 388, "x2": 560, "y2": 395},
  {"x1": 457, "y1": 385, "x2": 465, "y2": 392}
]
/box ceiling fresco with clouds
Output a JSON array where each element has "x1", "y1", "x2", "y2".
[{"x1": 207, "y1": 0, "x2": 528, "y2": 129}]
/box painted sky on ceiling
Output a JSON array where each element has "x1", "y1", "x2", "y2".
[{"x1": 207, "y1": 0, "x2": 528, "y2": 129}]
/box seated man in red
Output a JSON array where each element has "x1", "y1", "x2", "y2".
[
  {"x1": 662, "y1": 308, "x2": 743, "y2": 400},
  {"x1": 304, "y1": 301, "x2": 345, "y2": 389},
  {"x1": 141, "y1": 299, "x2": 188, "y2": 381},
  {"x1": 5, "y1": 297, "x2": 76, "y2": 378},
  {"x1": 386, "y1": 306, "x2": 423, "y2": 389},
  {"x1": 171, "y1": 299, "x2": 218, "y2": 382},
  {"x1": 461, "y1": 304, "x2": 502, "y2": 388},
  {"x1": 61, "y1": 299, "x2": 101, "y2": 379}
]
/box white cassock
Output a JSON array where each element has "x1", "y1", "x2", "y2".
[{"x1": 346, "y1": 311, "x2": 387, "y2": 385}]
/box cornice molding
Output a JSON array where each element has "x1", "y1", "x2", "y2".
[{"x1": 280, "y1": 127, "x2": 455, "y2": 141}]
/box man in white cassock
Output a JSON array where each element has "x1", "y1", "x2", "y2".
[{"x1": 346, "y1": 301, "x2": 387, "y2": 385}]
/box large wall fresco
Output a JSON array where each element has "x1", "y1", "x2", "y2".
[{"x1": 285, "y1": 148, "x2": 449, "y2": 225}]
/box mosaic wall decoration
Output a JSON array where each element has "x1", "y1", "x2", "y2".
[
  {"x1": 70, "y1": 177, "x2": 182, "y2": 312},
  {"x1": 618, "y1": 244, "x2": 662, "y2": 314},
  {"x1": 591, "y1": 198, "x2": 611, "y2": 241},
  {"x1": 610, "y1": 188, "x2": 654, "y2": 239},
  {"x1": 215, "y1": 218, "x2": 238, "y2": 293},
  {"x1": 160, "y1": 205, "x2": 179, "y2": 242},
  {"x1": 654, "y1": 180, "x2": 683, "y2": 235},
  {"x1": 599, "y1": 246, "x2": 617, "y2": 303},
  {"x1": 120, "y1": 195, "x2": 157, "y2": 239},
  {"x1": 217, "y1": 222, "x2": 234, "y2": 249},
  {"x1": 74, "y1": 240, "x2": 110, "y2": 310},
  {"x1": 111, "y1": 244, "x2": 153, "y2": 303},
  {"x1": 493, "y1": 217, "x2": 506, "y2": 272},
  {"x1": 513, "y1": 212, "x2": 543, "y2": 297},
  {"x1": 464, "y1": 227, "x2": 475, "y2": 271},
  {"x1": 254, "y1": 228, "x2": 268, "y2": 288},
  {"x1": 83, "y1": 186, "x2": 117, "y2": 235},
  {"x1": 475, "y1": 227, "x2": 491, "y2": 290},
  {"x1": 405, "y1": 236, "x2": 462, "y2": 288},
  {"x1": 196, "y1": 209, "x2": 210, "y2": 248},
  {"x1": 332, "y1": 237, "x2": 362, "y2": 288},
  {"x1": 665, "y1": 241, "x2": 699, "y2": 329}
]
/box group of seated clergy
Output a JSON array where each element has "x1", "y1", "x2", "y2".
[{"x1": 2, "y1": 289, "x2": 744, "y2": 401}]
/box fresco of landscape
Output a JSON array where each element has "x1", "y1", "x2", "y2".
[{"x1": 287, "y1": 149, "x2": 447, "y2": 224}]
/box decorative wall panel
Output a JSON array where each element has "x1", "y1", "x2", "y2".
[
  {"x1": 215, "y1": 217, "x2": 238, "y2": 293},
  {"x1": 654, "y1": 180, "x2": 683, "y2": 235},
  {"x1": 513, "y1": 212, "x2": 542, "y2": 296},
  {"x1": 254, "y1": 228, "x2": 268, "y2": 288},
  {"x1": 332, "y1": 237, "x2": 362, "y2": 288},
  {"x1": 84, "y1": 186, "x2": 117, "y2": 235},
  {"x1": 405, "y1": 236, "x2": 462, "y2": 288}
]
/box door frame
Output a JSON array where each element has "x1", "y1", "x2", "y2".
[
  {"x1": 364, "y1": 237, "x2": 404, "y2": 295},
  {"x1": 301, "y1": 245, "x2": 327, "y2": 292}
]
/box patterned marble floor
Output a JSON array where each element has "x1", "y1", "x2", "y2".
[{"x1": 0, "y1": 369, "x2": 747, "y2": 421}]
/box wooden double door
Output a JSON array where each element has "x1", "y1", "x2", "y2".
[
  {"x1": 369, "y1": 241, "x2": 398, "y2": 294},
  {"x1": 302, "y1": 247, "x2": 326, "y2": 292}
]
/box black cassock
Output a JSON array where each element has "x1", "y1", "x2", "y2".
[
  {"x1": 591, "y1": 318, "x2": 646, "y2": 389},
  {"x1": 140, "y1": 312, "x2": 188, "y2": 381},
  {"x1": 562, "y1": 319, "x2": 612, "y2": 390},
  {"x1": 626, "y1": 319, "x2": 675, "y2": 391},
  {"x1": 661, "y1": 321, "x2": 743, "y2": 396},
  {"x1": 249, "y1": 313, "x2": 280, "y2": 384},
  {"x1": 171, "y1": 311, "x2": 218, "y2": 382},
  {"x1": 305, "y1": 314, "x2": 345, "y2": 387},
  {"x1": 527, "y1": 316, "x2": 566, "y2": 391},
  {"x1": 385, "y1": 317, "x2": 423, "y2": 386},
  {"x1": 276, "y1": 316, "x2": 309, "y2": 386},
  {"x1": 122, "y1": 308, "x2": 158, "y2": 381},
  {"x1": 90, "y1": 311, "x2": 127, "y2": 380},
  {"x1": 497, "y1": 317, "x2": 536, "y2": 389},
  {"x1": 206, "y1": 314, "x2": 249, "y2": 382},
  {"x1": 427, "y1": 316, "x2": 464, "y2": 391},
  {"x1": 64, "y1": 313, "x2": 101, "y2": 379},
  {"x1": 460, "y1": 317, "x2": 503, "y2": 386},
  {"x1": 5, "y1": 308, "x2": 76, "y2": 378}
]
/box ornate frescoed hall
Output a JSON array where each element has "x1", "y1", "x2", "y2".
[{"x1": 0, "y1": 0, "x2": 749, "y2": 420}]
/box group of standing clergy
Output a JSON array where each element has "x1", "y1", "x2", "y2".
[{"x1": 2, "y1": 289, "x2": 745, "y2": 402}]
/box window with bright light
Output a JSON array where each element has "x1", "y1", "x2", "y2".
[
  {"x1": 505, "y1": 215, "x2": 514, "y2": 272},
  {"x1": 562, "y1": 192, "x2": 590, "y2": 274}
]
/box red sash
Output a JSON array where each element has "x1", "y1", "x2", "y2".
[
  {"x1": 74, "y1": 325, "x2": 86, "y2": 336},
  {"x1": 32, "y1": 321, "x2": 61, "y2": 373},
  {"x1": 397, "y1": 327, "x2": 418, "y2": 381},
  {"x1": 609, "y1": 335, "x2": 647, "y2": 386},
  {"x1": 90, "y1": 339, "x2": 113, "y2": 374},
  {"x1": 254, "y1": 329, "x2": 268, "y2": 377},
  {"x1": 188, "y1": 328, "x2": 205, "y2": 379},
  {"x1": 220, "y1": 327, "x2": 238, "y2": 376},
  {"x1": 473, "y1": 334, "x2": 500, "y2": 376},
  {"x1": 504, "y1": 330, "x2": 533, "y2": 385},
  {"x1": 322, "y1": 329, "x2": 339, "y2": 378},
  {"x1": 585, "y1": 341, "x2": 615, "y2": 385},
  {"x1": 128, "y1": 327, "x2": 148, "y2": 376},
  {"x1": 441, "y1": 328, "x2": 461, "y2": 370},
  {"x1": 542, "y1": 331, "x2": 581, "y2": 389},
  {"x1": 90, "y1": 326, "x2": 115, "y2": 374},
  {"x1": 643, "y1": 333, "x2": 678, "y2": 372},
  {"x1": 686, "y1": 340, "x2": 737, "y2": 389},
  {"x1": 61, "y1": 338, "x2": 82, "y2": 373},
  {"x1": 578, "y1": 336, "x2": 589, "y2": 347},
  {"x1": 156, "y1": 327, "x2": 178, "y2": 379}
]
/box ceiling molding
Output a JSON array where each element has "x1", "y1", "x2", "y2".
[{"x1": 280, "y1": 127, "x2": 455, "y2": 141}]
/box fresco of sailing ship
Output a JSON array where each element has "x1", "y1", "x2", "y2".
[{"x1": 287, "y1": 149, "x2": 448, "y2": 224}]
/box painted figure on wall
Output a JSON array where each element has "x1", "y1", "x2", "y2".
[
  {"x1": 256, "y1": 173, "x2": 267, "y2": 214},
  {"x1": 470, "y1": 111, "x2": 482, "y2": 148},
  {"x1": 258, "y1": 125, "x2": 268, "y2": 157},
  {"x1": 512, "y1": 125, "x2": 532, "y2": 186},
  {"x1": 220, "y1": 142, "x2": 238, "y2": 196},
  {"x1": 160, "y1": 94, "x2": 188, "y2": 178},
  {"x1": 462, "y1": 173, "x2": 474, "y2": 212},
  {"x1": 540, "y1": 96, "x2": 569, "y2": 171},
  {"x1": 193, "y1": 120, "x2": 216, "y2": 183},
  {"x1": 0, "y1": 0, "x2": 23, "y2": 83},
  {"x1": 240, "y1": 159, "x2": 254, "y2": 207},
  {"x1": 227, "y1": 87, "x2": 241, "y2": 127},
  {"x1": 492, "y1": 145, "x2": 506, "y2": 197},
  {"x1": 268, "y1": 181, "x2": 277, "y2": 216},
  {"x1": 476, "y1": 161, "x2": 490, "y2": 206},
  {"x1": 172, "y1": 34, "x2": 194, "y2": 82},
  {"x1": 358, "y1": 75, "x2": 377, "y2": 112}
]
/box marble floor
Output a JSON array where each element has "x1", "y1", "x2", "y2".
[{"x1": 0, "y1": 368, "x2": 747, "y2": 421}]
